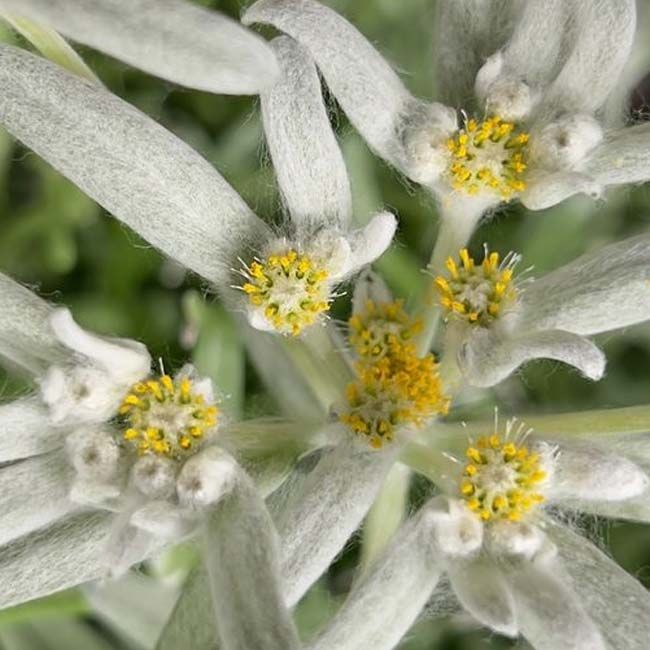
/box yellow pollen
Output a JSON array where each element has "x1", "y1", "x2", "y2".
[
  {"x1": 445, "y1": 115, "x2": 529, "y2": 201},
  {"x1": 434, "y1": 248, "x2": 518, "y2": 326},
  {"x1": 348, "y1": 299, "x2": 423, "y2": 360},
  {"x1": 340, "y1": 339, "x2": 449, "y2": 449},
  {"x1": 459, "y1": 433, "x2": 547, "y2": 523},
  {"x1": 119, "y1": 375, "x2": 219, "y2": 459},
  {"x1": 239, "y1": 249, "x2": 330, "y2": 336}
]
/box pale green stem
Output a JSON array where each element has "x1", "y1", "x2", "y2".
[
  {"x1": 283, "y1": 326, "x2": 353, "y2": 411},
  {"x1": 415, "y1": 201, "x2": 486, "y2": 356},
  {"x1": 399, "y1": 440, "x2": 458, "y2": 493},
  {"x1": 418, "y1": 405, "x2": 650, "y2": 450},
  {"x1": 2, "y1": 14, "x2": 101, "y2": 84},
  {"x1": 360, "y1": 462, "x2": 411, "y2": 572}
]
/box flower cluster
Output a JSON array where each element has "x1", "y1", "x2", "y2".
[
  {"x1": 340, "y1": 294, "x2": 448, "y2": 448},
  {"x1": 0, "y1": 2, "x2": 650, "y2": 650}
]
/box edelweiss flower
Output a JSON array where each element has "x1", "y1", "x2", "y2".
[
  {"x1": 309, "y1": 416, "x2": 650, "y2": 650},
  {"x1": 0, "y1": 40, "x2": 395, "y2": 337},
  {"x1": 0, "y1": 273, "x2": 301, "y2": 650},
  {"x1": 244, "y1": 0, "x2": 646, "y2": 257},
  {"x1": 0, "y1": 0, "x2": 281, "y2": 94},
  {"x1": 432, "y1": 234, "x2": 650, "y2": 386}
]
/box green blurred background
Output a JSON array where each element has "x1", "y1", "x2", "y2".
[{"x1": 1, "y1": 1, "x2": 650, "y2": 648}]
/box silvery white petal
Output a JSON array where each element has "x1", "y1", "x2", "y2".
[
  {"x1": 0, "y1": 44, "x2": 271, "y2": 288},
  {"x1": 549, "y1": 521, "x2": 650, "y2": 650},
  {"x1": 49, "y1": 308, "x2": 151, "y2": 383},
  {"x1": 0, "y1": 449, "x2": 77, "y2": 547},
  {"x1": 261, "y1": 36, "x2": 352, "y2": 235},
  {"x1": 548, "y1": 442, "x2": 649, "y2": 502},
  {"x1": 586, "y1": 123, "x2": 650, "y2": 187},
  {"x1": 156, "y1": 569, "x2": 216, "y2": 650},
  {"x1": 475, "y1": 0, "x2": 567, "y2": 95},
  {"x1": 0, "y1": 271, "x2": 67, "y2": 375},
  {"x1": 435, "y1": 0, "x2": 519, "y2": 108},
  {"x1": 176, "y1": 447, "x2": 238, "y2": 511},
  {"x1": 308, "y1": 505, "x2": 442, "y2": 650},
  {"x1": 342, "y1": 211, "x2": 397, "y2": 277},
  {"x1": 519, "y1": 233, "x2": 650, "y2": 336},
  {"x1": 204, "y1": 462, "x2": 300, "y2": 650},
  {"x1": 536, "y1": 0, "x2": 636, "y2": 117},
  {"x1": 244, "y1": 0, "x2": 415, "y2": 170},
  {"x1": 447, "y1": 556, "x2": 517, "y2": 637},
  {"x1": 505, "y1": 558, "x2": 605, "y2": 650},
  {"x1": 0, "y1": 512, "x2": 111, "y2": 608},
  {"x1": 0, "y1": 397, "x2": 64, "y2": 462},
  {"x1": 458, "y1": 328, "x2": 606, "y2": 388},
  {"x1": 519, "y1": 171, "x2": 602, "y2": 211},
  {"x1": 0, "y1": 0, "x2": 280, "y2": 94},
  {"x1": 351, "y1": 269, "x2": 393, "y2": 315},
  {"x1": 278, "y1": 440, "x2": 398, "y2": 607}
]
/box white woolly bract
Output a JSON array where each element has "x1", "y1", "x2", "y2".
[
  {"x1": 308, "y1": 506, "x2": 442, "y2": 650},
  {"x1": 0, "y1": 271, "x2": 68, "y2": 375},
  {"x1": 0, "y1": 44, "x2": 272, "y2": 289},
  {"x1": 203, "y1": 464, "x2": 300, "y2": 650},
  {"x1": 277, "y1": 440, "x2": 398, "y2": 607},
  {"x1": 0, "y1": 397, "x2": 65, "y2": 462},
  {"x1": 261, "y1": 36, "x2": 352, "y2": 235},
  {"x1": 0, "y1": 449, "x2": 77, "y2": 547},
  {"x1": 0, "y1": 0, "x2": 280, "y2": 94}
]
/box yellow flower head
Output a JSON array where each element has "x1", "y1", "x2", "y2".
[
  {"x1": 340, "y1": 342, "x2": 449, "y2": 449},
  {"x1": 348, "y1": 299, "x2": 422, "y2": 360},
  {"x1": 445, "y1": 115, "x2": 529, "y2": 201},
  {"x1": 460, "y1": 425, "x2": 549, "y2": 523},
  {"x1": 119, "y1": 375, "x2": 219, "y2": 459},
  {"x1": 434, "y1": 247, "x2": 518, "y2": 326},
  {"x1": 239, "y1": 248, "x2": 330, "y2": 336}
]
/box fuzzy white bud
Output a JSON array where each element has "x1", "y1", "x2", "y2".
[
  {"x1": 177, "y1": 447, "x2": 237, "y2": 510},
  {"x1": 530, "y1": 114, "x2": 603, "y2": 170},
  {"x1": 66, "y1": 429, "x2": 120, "y2": 482},
  {"x1": 487, "y1": 520, "x2": 548, "y2": 561},
  {"x1": 131, "y1": 456, "x2": 177, "y2": 499},
  {"x1": 424, "y1": 497, "x2": 483, "y2": 558}
]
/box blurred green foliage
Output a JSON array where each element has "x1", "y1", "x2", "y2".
[{"x1": 1, "y1": 1, "x2": 650, "y2": 648}]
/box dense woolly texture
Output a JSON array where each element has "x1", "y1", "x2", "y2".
[
  {"x1": 261, "y1": 36, "x2": 352, "y2": 234},
  {"x1": 434, "y1": 0, "x2": 519, "y2": 109},
  {"x1": 458, "y1": 328, "x2": 605, "y2": 388},
  {"x1": 156, "y1": 569, "x2": 216, "y2": 650},
  {"x1": 0, "y1": 45, "x2": 272, "y2": 288},
  {"x1": 0, "y1": 272, "x2": 67, "y2": 375},
  {"x1": 549, "y1": 522, "x2": 650, "y2": 650},
  {"x1": 504, "y1": 558, "x2": 605, "y2": 650},
  {"x1": 278, "y1": 440, "x2": 398, "y2": 606},
  {"x1": 447, "y1": 557, "x2": 516, "y2": 637},
  {"x1": 586, "y1": 122, "x2": 650, "y2": 186},
  {"x1": 204, "y1": 465, "x2": 300, "y2": 650},
  {"x1": 0, "y1": 449, "x2": 77, "y2": 547},
  {"x1": 0, "y1": 0, "x2": 280, "y2": 94},
  {"x1": 535, "y1": 0, "x2": 636, "y2": 118},
  {"x1": 308, "y1": 508, "x2": 442, "y2": 650},
  {"x1": 519, "y1": 234, "x2": 650, "y2": 335},
  {"x1": 0, "y1": 397, "x2": 64, "y2": 462},
  {"x1": 244, "y1": 0, "x2": 414, "y2": 169},
  {"x1": 0, "y1": 512, "x2": 112, "y2": 608}
]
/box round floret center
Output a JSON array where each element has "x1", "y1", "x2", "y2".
[
  {"x1": 240, "y1": 249, "x2": 330, "y2": 336},
  {"x1": 434, "y1": 248, "x2": 517, "y2": 325},
  {"x1": 119, "y1": 375, "x2": 218, "y2": 459},
  {"x1": 445, "y1": 116, "x2": 529, "y2": 201},
  {"x1": 460, "y1": 434, "x2": 547, "y2": 522}
]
